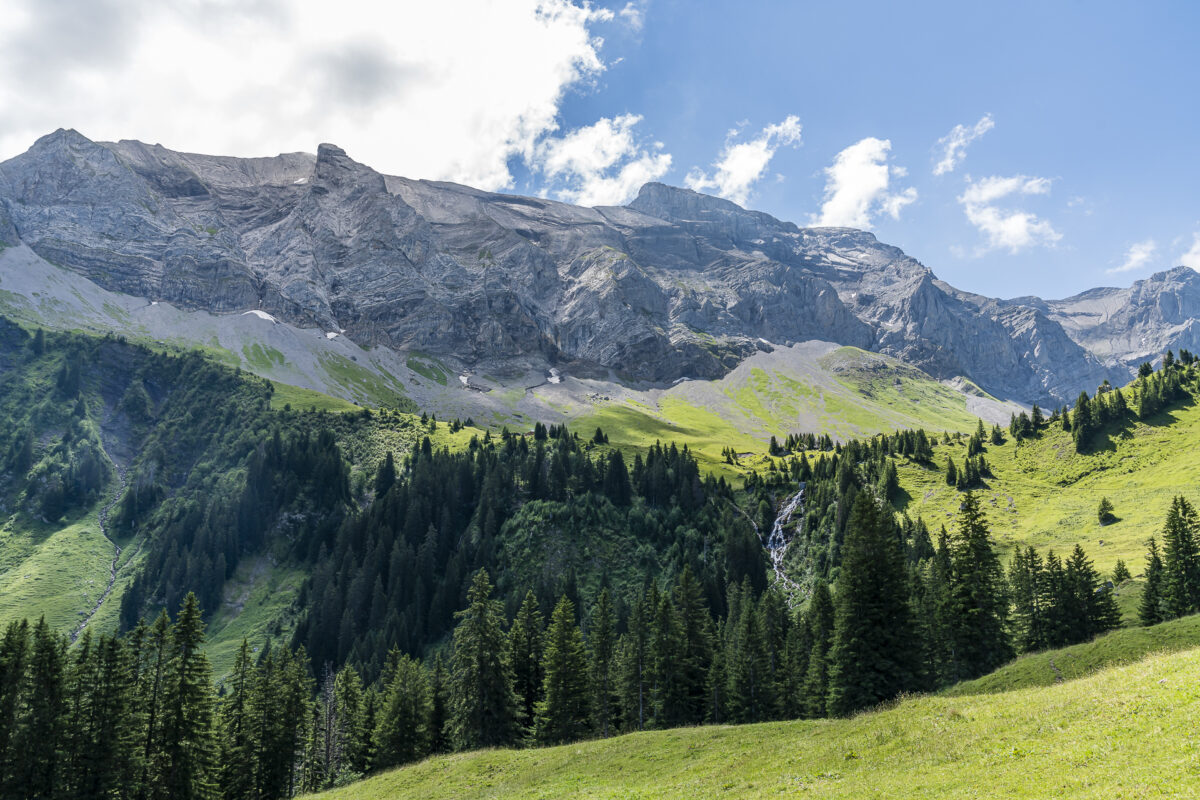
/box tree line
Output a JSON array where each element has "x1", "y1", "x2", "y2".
[{"x1": 0, "y1": 484, "x2": 1130, "y2": 799}]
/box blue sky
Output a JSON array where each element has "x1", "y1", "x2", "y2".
[
  {"x1": 0, "y1": 0, "x2": 1196, "y2": 298},
  {"x1": 527, "y1": 0, "x2": 1200, "y2": 298}
]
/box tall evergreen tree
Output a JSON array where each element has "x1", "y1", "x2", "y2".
[
  {"x1": 506, "y1": 590, "x2": 544, "y2": 736},
  {"x1": 946, "y1": 493, "x2": 1013, "y2": 681},
  {"x1": 373, "y1": 653, "x2": 431, "y2": 769},
  {"x1": 1161, "y1": 496, "x2": 1200, "y2": 618},
  {"x1": 588, "y1": 589, "x2": 619, "y2": 738},
  {"x1": 219, "y1": 640, "x2": 257, "y2": 800},
  {"x1": 800, "y1": 580, "x2": 834, "y2": 718},
  {"x1": 1140, "y1": 537, "x2": 1166, "y2": 626},
  {"x1": 534, "y1": 596, "x2": 591, "y2": 744},
  {"x1": 1066, "y1": 544, "x2": 1121, "y2": 638},
  {"x1": 446, "y1": 569, "x2": 519, "y2": 750},
  {"x1": 12, "y1": 618, "x2": 64, "y2": 800},
  {"x1": 158, "y1": 593, "x2": 219, "y2": 800},
  {"x1": 826, "y1": 493, "x2": 920, "y2": 716}
]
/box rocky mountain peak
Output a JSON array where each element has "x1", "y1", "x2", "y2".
[{"x1": 1, "y1": 131, "x2": 1192, "y2": 404}]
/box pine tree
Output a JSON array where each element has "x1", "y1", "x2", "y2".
[
  {"x1": 1161, "y1": 496, "x2": 1200, "y2": 618},
  {"x1": 534, "y1": 596, "x2": 591, "y2": 744},
  {"x1": 373, "y1": 451, "x2": 396, "y2": 497},
  {"x1": 1141, "y1": 538, "x2": 1166, "y2": 626},
  {"x1": 12, "y1": 618, "x2": 63, "y2": 800},
  {"x1": 946, "y1": 493, "x2": 1013, "y2": 681},
  {"x1": 447, "y1": 569, "x2": 519, "y2": 750},
  {"x1": 945, "y1": 457, "x2": 957, "y2": 487},
  {"x1": 219, "y1": 640, "x2": 257, "y2": 800},
  {"x1": 1112, "y1": 559, "x2": 1131, "y2": 584},
  {"x1": 1097, "y1": 497, "x2": 1116, "y2": 525},
  {"x1": 616, "y1": 590, "x2": 650, "y2": 731},
  {"x1": 1008, "y1": 546, "x2": 1046, "y2": 653},
  {"x1": 800, "y1": 580, "x2": 833, "y2": 718},
  {"x1": 1072, "y1": 391, "x2": 1095, "y2": 452},
  {"x1": 328, "y1": 665, "x2": 367, "y2": 779},
  {"x1": 373, "y1": 653, "x2": 431, "y2": 768},
  {"x1": 159, "y1": 593, "x2": 219, "y2": 800},
  {"x1": 588, "y1": 589, "x2": 619, "y2": 738},
  {"x1": 723, "y1": 582, "x2": 769, "y2": 723},
  {"x1": 672, "y1": 567, "x2": 713, "y2": 724},
  {"x1": 1066, "y1": 544, "x2": 1120, "y2": 638},
  {"x1": 826, "y1": 493, "x2": 920, "y2": 716},
  {"x1": 0, "y1": 620, "x2": 30, "y2": 794},
  {"x1": 648, "y1": 587, "x2": 686, "y2": 727},
  {"x1": 506, "y1": 590, "x2": 544, "y2": 736}
]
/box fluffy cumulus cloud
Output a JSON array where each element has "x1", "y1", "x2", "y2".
[
  {"x1": 813, "y1": 138, "x2": 917, "y2": 229},
  {"x1": 533, "y1": 113, "x2": 671, "y2": 206},
  {"x1": 684, "y1": 116, "x2": 802, "y2": 206},
  {"x1": 933, "y1": 114, "x2": 994, "y2": 176},
  {"x1": 1180, "y1": 234, "x2": 1200, "y2": 271},
  {"x1": 1108, "y1": 239, "x2": 1158, "y2": 275},
  {"x1": 0, "y1": 0, "x2": 623, "y2": 191},
  {"x1": 957, "y1": 175, "x2": 1061, "y2": 253}
]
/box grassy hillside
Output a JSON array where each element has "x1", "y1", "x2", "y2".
[
  {"x1": 894, "y1": 393, "x2": 1200, "y2": 573},
  {"x1": 945, "y1": 612, "x2": 1200, "y2": 697},
  {"x1": 0, "y1": 320, "x2": 484, "y2": 677},
  {"x1": 572, "y1": 344, "x2": 1021, "y2": 478},
  {"x1": 307, "y1": 645, "x2": 1200, "y2": 799}
]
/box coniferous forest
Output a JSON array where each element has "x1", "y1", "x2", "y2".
[{"x1": 3, "y1": 317, "x2": 1200, "y2": 797}]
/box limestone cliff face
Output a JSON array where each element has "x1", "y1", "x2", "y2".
[
  {"x1": 0, "y1": 129, "x2": 1174, "y2": 404},
  {"x1": 1018, "y1": 267, "x2": 1200, "y2": 368}
]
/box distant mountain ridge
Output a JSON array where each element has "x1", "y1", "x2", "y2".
[{"x1": 1, "y1": 128, "x2": 1194, "y2": 405}]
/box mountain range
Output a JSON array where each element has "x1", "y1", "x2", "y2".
[{"x1": 2, "y1": 128, "x2": 1198, "y2": 408}]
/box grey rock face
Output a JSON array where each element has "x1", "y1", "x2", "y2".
[
  {"x1": 0, "y1": 130, "x2": 1176, "y2": 404},
  {"x1": 1017, "y1": 267, "x2": 1200, "y2": 368}
]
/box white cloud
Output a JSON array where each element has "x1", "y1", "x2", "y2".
[
  {"x1": 957, "y1": 174, "x2": 1061, "y2": 253},
  {"x1": 1180, "y1": 234, "x2": 1200, "y2": 270},
  {"x1": 618, "y1": 2, "x2": 645, "y2": 31},
  {"x1": 933, "y1": 113, "x2": 994, "y2": 176},
  {"x1": 1107, "y1": 239, "x2": 1157, "y2": 274},
  {"x1": 0, "y1": 0, "x2": 622, "y2": 191},
  {"x1": 813, "y1": 137, "x2": 917, "y2": 229},
  {"x1": 533, "y1": 114, "x2": 671, "y2": 206},
  {"x1": 684, "y1": 115, "x2": 802, "y2": 206}
]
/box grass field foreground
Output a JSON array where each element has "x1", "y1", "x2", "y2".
[{"x1": 307, "y1": 645, "x2": 1200, "y2": 799}]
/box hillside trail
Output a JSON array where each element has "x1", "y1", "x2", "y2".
[
  {"x1": 736, "y1": 484, "x2": 806, "y2": 606},
  {"x1": 71, "y1": 465, "x2": 128, "y2": 643}
]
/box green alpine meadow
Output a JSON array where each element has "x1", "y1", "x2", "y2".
[{"x1": 2, "y1": 5, "x2": 1199, "y2": 796}]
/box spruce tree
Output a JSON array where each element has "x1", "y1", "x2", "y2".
[
  {"x1": 373, "y1": 653, "x2": 432, "y2": 768},
  {"x1": 946, "y1": 493, "x2": 1013, "y2": 680},
  {"x1": 723, "y1": 582, "x2": 768, "y2": 723},
  {"x1": 826, "y1": 493, "x2": 920, "y2": 716},
  {"x1": 447, "y1": 569, "x2": 519, "y2": 750},
  {"x1": 13, "y1": 618, "x2": 63, "y2": 800},
  {"x1": 506, "y1": 589, "x2": 544, "y2": 736},
  {"x1": 616, "y1": 590, "x2": 651, "y2": 731},
  {"x1": 334, "y1": 665, "x2": 368, "y2": 777},
  {"x1": 534, "y1": 596, "x2": 591, "y2": 745},
  {"x1": 800, "y1": 580, "x2": 833, "y2": 718},
  {"x1": 1067, "y1": 544, "x2": 1120, "y2": 638},
  {"x1": 588, "y1": 589, "x2": 619, "y2": 738},
  {"x1": 1161, "y1": 495, "x2": 1200, "y2": 618},
  {"x1": 1140, "y1": 537, "x2": 1166, "y2": 626},
  {"x1": 672, "y1": 567, "x2": 713, "y2": 724},
  {"x1": 219, "y1": 640, "x2": 257, "y2": 800},
  {"x1": 0, "y1": 620, "x2": 29, "y2": 794},
  {"x1": 159, "y1": 593, "x2": 219, "y2": 800}
]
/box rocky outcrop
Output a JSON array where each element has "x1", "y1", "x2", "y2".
[
  {"x1": 0, "y1": 130, "x2": 1166, "y2": 404},
  {"x1": 1024, "y1": 267, "x2": 1200, "y2": 368}
]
